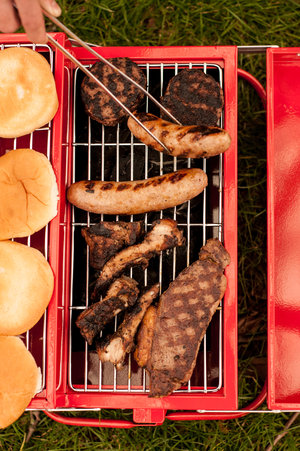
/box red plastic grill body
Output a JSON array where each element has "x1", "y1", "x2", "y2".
[{"x1": 0, "y1": 34, "x2": 238, "y2": 422}]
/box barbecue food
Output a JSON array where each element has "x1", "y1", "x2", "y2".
[
  {"x1": 0, "y1": 47, "x2": 58, "y2": 138},
  {"x1": 134, "y1": 305, "x2": 157, "y2": 368},
  {"x1": 67, "y1": 168, "x2": 207, "y2": 215},
  {"x1": 127, "y1": 112, "x2": 231, "y2": 159},
  {"x1": 96, "y1": 283, "x2": 159, "y2": 369},
  {"x1": 81, "y1": 57, "x2": 146, "y2": 126},
  {"x1": 0, "y1": 240, "x2": 54, "y2": 336},
  {"x1": 0, "y1": 148, "x2": 58, "y2": 240},
  {"x1": 161, "y1": 68, "x2": 224, "y2": 126},
  {"x1": 92, "y1": 219, "x2": 185, "y2": 296},
  {"x1": 0, "y1": 336, "x2": 41, "y2": 429},
  {"x1": 82, "y1": 221, "x2": 144, "y2": 270},
  {"x1": 76, "y1": 276, "x2": 139, "y2": 345},
  {"x1": 147, "y1": 238, "x2": 230, "y2": 398}
]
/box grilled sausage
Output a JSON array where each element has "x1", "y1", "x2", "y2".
[
  {"x1": 134, "y1": 305, "x2": 157, "y2": 368},
  {"x1": 67, "y1": 168, "x2": 207, "y2": 215},
  {"x1": 127, "y1": 112, "x2": 231, "y2": 159}
]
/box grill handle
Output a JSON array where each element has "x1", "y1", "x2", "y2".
[
  {"x1": 166, "y1": 380, "x2": 267, "y2": 421},
  {"x1": 44, "y1": 68, "x2": 266, "y2": 428},
  {"x1": 43, "y1": 410, "x2": 163, "y2": 428},
  {"x1": 237, "y1": 68, "x2": 267, "y2": 107},
  {"x1": 43, "y1": 381, "x2": 266, "y2": 426}
]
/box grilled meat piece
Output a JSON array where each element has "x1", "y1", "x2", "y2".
[
  {"x1": 81, "y1": 221, "x2": 144, "y2": 270},
  {"x1": 76, "y1": 276, "x2": 139, "y2": 345},
  {"x1": 127, "y1": 113, "x2": 230, "y2": 159},
  {"x1": 147, "y1": 239, "x2": 230, "y2": 398},
  {"x1": 161, "y1": 69, "x2": 224, "y2": 126},
  {"x1": 92, "y1": 219, "x2": 185, "y2": 297},
  {"x1": 96, "y1": 283, "x2": 159, "y2": 369},
  {"x1": 81, "y1": 57, "x2": 146, "y2": 126},
  {"x1": 134, "y1": 305, "x2": 157, "y2": 368}
]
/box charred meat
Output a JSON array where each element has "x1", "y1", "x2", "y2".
[
  {"x1": 96, "y1": 283, "x2": 159, "y2": 369},
  {"x1": 134, "y1": 305, "x2": 157, "y2": 368},
  {"x1": 81, "y1": 57, "x2": 146, "y2": 126},
  {"x1": 82, "y1": 221, "x2": 144, "y2": 270},
  {"x1": 92, "y1": 219, "x2": 185, "y2": 297},
  {"x1": 147, "y1": 239, "x2": 230, "y2": 398},
  {"x1": 76, "y1": 276, "x2": 139, "y2": 345},
  {"x1": 161, "y1": 68, "x2": 224, "y2": 127}
]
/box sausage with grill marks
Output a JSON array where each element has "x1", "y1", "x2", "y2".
[
  {"x1": 127, "y1": 112, "x2": 231, "y2": 159},
  {"x1": 67, "y1": 168, "x2": 208, "y2": 215}
]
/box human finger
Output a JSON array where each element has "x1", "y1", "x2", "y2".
[
  {"x1": 39, "y1": 0, "x2": 61, "y2": 17},
  {"x1": 14, "y1": 0, "x2": 47, "y2": 43},
  {"x1": 0, "y1": 0, "x2": 21, "y2": 33}
]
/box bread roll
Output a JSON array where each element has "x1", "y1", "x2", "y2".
[
  {"x1": 0, "y1": 47, "x2": 58, "y2": 138},
  {"x1": 0, "y1": 148, "x2": 58, "y2": 240},
  {"x1": 0, "y1": 336, "x2": 41, "y2": 429},
  {"x1": 0, "y1": 240, "x2": 54, "y2": 335}
]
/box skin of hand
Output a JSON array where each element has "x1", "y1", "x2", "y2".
[{"x1": 0, "y1": 0, "x2": 61, "y2": 43}]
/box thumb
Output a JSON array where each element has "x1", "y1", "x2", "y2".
[{"x1": 39, "y1": 0, "x2": 61, "y2": 17}]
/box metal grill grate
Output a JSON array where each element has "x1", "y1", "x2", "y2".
[
  {"x1": 0, "y1": 42, "x2": 55, "y2": 393},
  {"x1": 68, "y1": 61, "x2": 224, "y2": 394}
]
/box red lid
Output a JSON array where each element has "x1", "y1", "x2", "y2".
[{"x1": 267, "y1": 47, "x2": 300, "y2": 410}]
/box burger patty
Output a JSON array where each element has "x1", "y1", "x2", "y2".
[
  {"x1": 160, "y1": 68, "x2": 224, "y2": 126},
  {"x1": 81, "y1": 57, "x2": 146, "y2": 126}
]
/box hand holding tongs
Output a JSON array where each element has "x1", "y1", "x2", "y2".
[{"x1": 42, "y1": 9, "x2": 182, "y2": 152}]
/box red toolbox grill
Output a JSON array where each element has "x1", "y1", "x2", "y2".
[{"x1": 0, "y1": 35, "x2": 239, "y2": 423}]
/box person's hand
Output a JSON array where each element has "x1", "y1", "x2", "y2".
[{"x1": 0, "y1": 0, "x2": 61, "y2": 44}]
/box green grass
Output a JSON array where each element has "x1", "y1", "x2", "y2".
[{"x1": 2, "y1": 0, "x2": 300, "y2": 449}]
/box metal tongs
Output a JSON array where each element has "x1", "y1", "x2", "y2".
[{"x1": 42, "y1": 9, "x2": 182, "y2": 152}]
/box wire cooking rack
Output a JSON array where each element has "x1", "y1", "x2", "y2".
[
  {"x1": 0, "y1": 42, "x2": 55, "y2": 394},
  {"x1": 68, "y1": 61, "x2": 225, "y2": 395}
]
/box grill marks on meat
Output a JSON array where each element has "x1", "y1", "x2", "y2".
[
  {"x1": 161, "y1": 69, "x2": 224, "y2": 126},
  {"x1": 127, "y1": 112, "x2": 231, "y2": 159},
  {"x1": 134, "y1": 305, "x2": 157, "y2": 368},
  {"x1": 76, "y1": 276, "x2": 139, "y2": 345},
  {"x1": 96, "y1": 284, "x2": 159, "y2": 369},
  {"x1": 67, "y1": 168, "x2": 207, "y2": 215},
  {"x1": 81, "y1": 221, "x2": 144, "y2": 270},
  {"x1": 147, "y1": 239, "x2": 230, "y2": 398},
  {"x1": 92, "y1": 219, "x2": 185, "y2": 297},
  {"x1": 81, "y1": 57, "x2": 146, "y2": 126}
]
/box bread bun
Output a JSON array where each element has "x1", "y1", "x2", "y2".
[
  {"x1": 0, "y1": 336, "x2": 41, "y2": 429},
  {"x1": 0, "y1": 240, "x2": 54, "y2": 336},
  {"x1": 0, "y1": 148, "x2": 58, "y2": 240},
  {"x1": 0, "y1": 47, "x2": 58, "y2": 138}
]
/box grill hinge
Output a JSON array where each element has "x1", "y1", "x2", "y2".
[{"x1": 133, "y1": 408, "x2": 166, "y2": 424}]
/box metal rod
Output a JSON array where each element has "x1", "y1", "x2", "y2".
[
  {"x1": 238, "y1": 45, "x2": 279, "y2": 54},
  {"x1": 46, "y1": 34, "x2": 170, "y2": 153}
]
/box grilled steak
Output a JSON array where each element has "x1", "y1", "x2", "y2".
[
  {"x1": 81, "y1": 221, "x2": 144, "y2": 270},
  {"x1": 147, "y1": 238, "x2": 230, "y2": 398},
  {"x1": 161, "y1": 69, "x2": 224, "y2": 126},
  {"x1": 92, "y1": 219, "x2": 185, "y2": 297},
  {"x1": 76, "y1": 276, "x2": 139, "y2": 345},
  {"x1": 81, "y1": 57, "x2": 146, "y2": 126},
  {"x1": 96, "y1": 284, "x2": 159, "y2": 369},
  {"x1": 134, "y1": 305, "x2": 157, "y2": 368}
]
